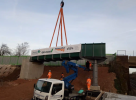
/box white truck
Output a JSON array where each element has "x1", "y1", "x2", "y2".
[{"x1": 32, "y1": 78, "x2": 84, "y2": 100}]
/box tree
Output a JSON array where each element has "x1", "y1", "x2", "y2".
[
  {"x1": 14, "y1": 42, "x2": 29, "y2": 56},
  {"x1": 0, "y1": 44, "x2": 11, "y2": 56}
]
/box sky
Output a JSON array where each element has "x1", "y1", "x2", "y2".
[{"x1": 0, "y1": 0, "x2": 136, "y2": 72}]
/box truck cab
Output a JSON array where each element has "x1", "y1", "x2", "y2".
[{"x1": 32, "y1": 78, "x2": 65, "y2": 100}]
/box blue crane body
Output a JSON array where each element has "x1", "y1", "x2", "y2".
[{"x1": 61, "y1": 60, "x2": 87, "y2": 90}]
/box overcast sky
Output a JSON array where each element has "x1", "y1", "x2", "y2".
[
  {"x1": 0, "y1": 0, "x2": 136, "y2": 73},
  {"x1": 0, "y1": 0, "x2": 136, "y2": 55}
]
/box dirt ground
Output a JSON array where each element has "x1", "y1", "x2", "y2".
[
  {"x1": 0, "y1": 65, "x2": 116, "y2": 100},
  {"x1": 0, "y1": 67, "x2": 21, "y2": 82}
]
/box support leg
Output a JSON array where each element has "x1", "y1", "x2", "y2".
[{"x1": 92, "y1": 60, "x2": 98, "y2": 86}]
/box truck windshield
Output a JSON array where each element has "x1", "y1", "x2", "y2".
[{"x1": 35, "y1": 80, "x2": 52, "y2": 93}]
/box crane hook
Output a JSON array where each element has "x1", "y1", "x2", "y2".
[{"x1": 60, "y1": 0, "x2": 64, "y2": 8}]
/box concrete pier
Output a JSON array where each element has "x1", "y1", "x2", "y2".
[{"x1": 20, "y1": 59, "x2": 44, "y2": 79}]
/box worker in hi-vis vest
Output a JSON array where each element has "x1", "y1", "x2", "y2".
[
  {"x1": 60, "y1": 72, "x2": 64, "y2": 80},
  {"x1": 47, "y1": 70, "x2": 52, "y2": 79},
  {"x1": 89, "y1": 62, "x2": 92, "y2": 70},
  {"x1": 86, "y1": 77, "x2": 91, "y2": 90}
]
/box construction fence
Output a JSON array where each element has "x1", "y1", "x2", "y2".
[{"x1": 0, "y1": 56, "x2": 30, "y2": 65}]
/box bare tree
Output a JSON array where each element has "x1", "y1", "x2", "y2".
[
  {"x1": 14, "y1": 42, "x2": 29, "y2": 56},
  {"x1": 0, "y1": 44, "x2": 11, "y2": 56}
]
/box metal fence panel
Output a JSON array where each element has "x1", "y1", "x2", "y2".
[
  {"x1": 0, "y1": 56, "x2": 3, "y2": 64},
  {"x1": 80, "y1": 60, "x2": 86, "y2": 65},
  {"x1": 3, "y1": 56, "x2": 10, "y2": 65},
  {"x1": 0, "y1": 56, "x2": 30, "y2": 65},
  {"x1": 10, "y1": 57, "x2": 18, "y2": 65}
]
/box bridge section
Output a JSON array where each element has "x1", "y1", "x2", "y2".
[{"x1": 30, "y1": 43, "x2": 106, "y2": 62}]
